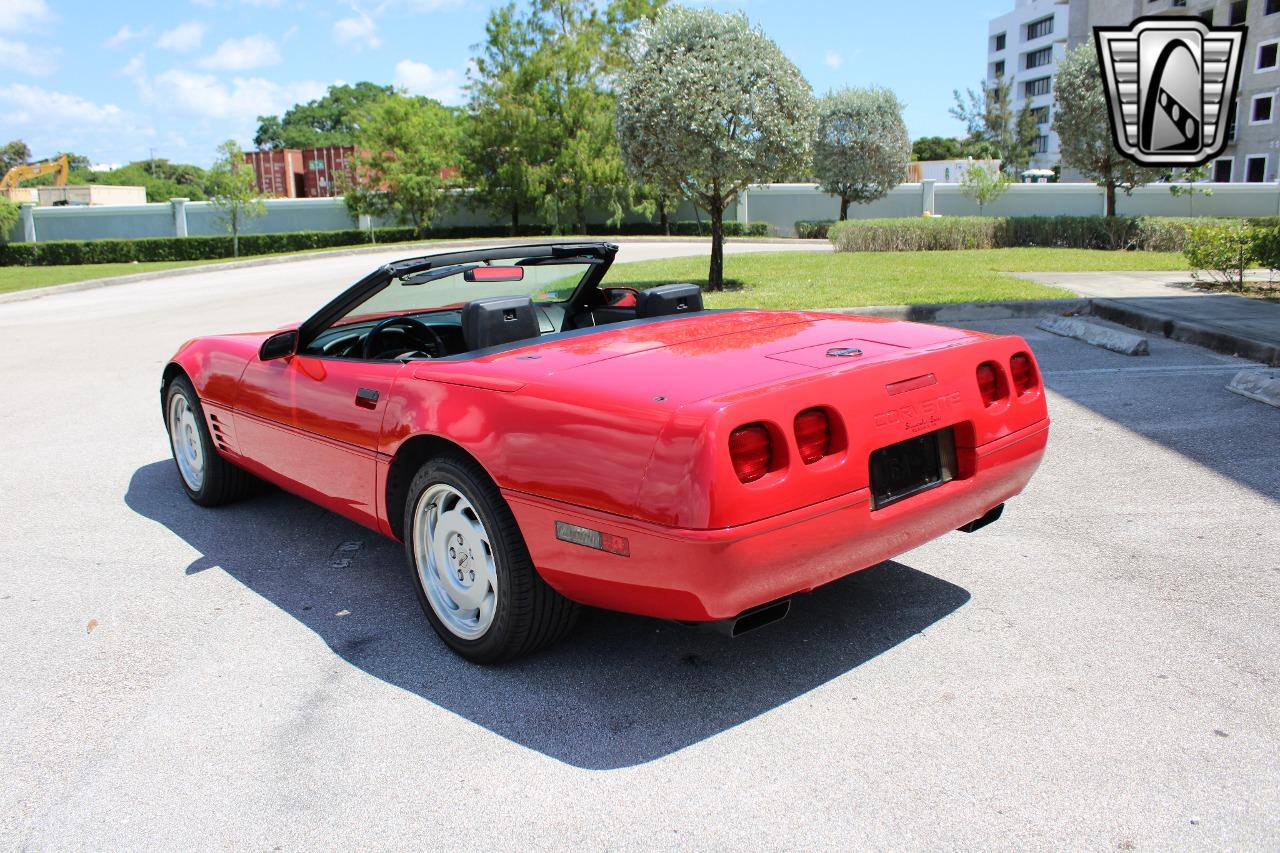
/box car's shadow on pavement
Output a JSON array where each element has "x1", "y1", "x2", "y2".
[{"x1": 127, "y1": 459, "x2": 970, "y2": 770}]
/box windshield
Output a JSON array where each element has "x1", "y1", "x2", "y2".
[{"x1": 335, "y1": 260, "x2": 595, "y2": 327}]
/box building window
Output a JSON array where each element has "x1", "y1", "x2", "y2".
[
  {"x1": 1227, "y1": 100, "x2": 1239, "y2": 140},
  {"x1": 1025, "y1": 77, "x2": 1051, "y2": 97},
  {"x1": 1026, "y1": 47, "x2": 1053, "y2": 69},
  {"x1": 1229, "y1": 0, "x2": 1247, "y2": 24},
  {"x1": 1258, "y1": 39, "x2": 1278, "y2": 71},
  {"x1": 993, "y1": 32, "x2": 1006, "y2": 52},
  {"x1": 993, "y1": 60, "x2": 1005, "y2": 77},
  {"x1": 1251, "y1": 93, "x2": 1274, "y2": 123},
  {"x1": 1245, "y1": 155, "x2": 1267, "y2": 182},
  {"x1": 1031, "y1": 105, "x2": 1050, "y2": 124},
  {"x1": 1033, "y1": 135, "x2": 1049, "y2": 154},
  {"x1": 1213, "y1": 158, "x2": 1233, "y2": 182},
  {"x1": 1268, "y1": 0, "x2": 1280, "y2": 15},
  {"x1": 1026, "y1": 16, "x2": 1054, "y2": 40}
]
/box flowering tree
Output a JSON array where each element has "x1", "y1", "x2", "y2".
[
  {"x1": 616, "y1": 7, "x2": 815, "y2": 290},
  {"x1": 814, "y1": 87, "x2": 911, "y2": 220}
]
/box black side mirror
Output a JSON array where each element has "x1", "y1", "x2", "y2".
[{"x1": 260, "y1": 330, "x2": 298, "y2": 361}]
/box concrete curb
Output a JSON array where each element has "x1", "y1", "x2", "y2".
[
  {"x1": 1036, "y1": 315, "x2": 1150, "y2": 356},
  {"x1": 1089, "y1": 298, "x2": 1280, "y2": 367},
  {"x1": 828, "y1": 299, "x2": 1090, "y2": 323},
  {"x1": 1226, "y1": 369, "x2": 1280, "y2": 408},
  {"x1": 0, "y1": 235, "x2": 825, "y2": 306}
]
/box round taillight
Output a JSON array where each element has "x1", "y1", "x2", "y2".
[
  {"x1": 976, "y1": 362, "x2": 1001, "y2": 407},
  {"x1": 1010, "y1": 353, "x2": 1036, "y2": 395},
  {"x1": 729, "y1": 423, "x2": 772, "y2": 484},
  {"x1": 794, "y1": 408, "x2": 831, "y2": 464}
]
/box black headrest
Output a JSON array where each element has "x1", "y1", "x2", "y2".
[
  {"x1": 636, "y1": 283, "x2": 703, "y2": 319},
  {"x1": 462, "y1": 295, "x2": 540, "y2": 351}
]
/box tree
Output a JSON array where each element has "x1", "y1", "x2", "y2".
[
  {"x1": 617, "y1": 7, "x2": 816, "y2": 290},
  {"x1": 207, "y1": 140, "x2": 266, "y2": 257},
  {"x1": 959, "y1": 162, "x2": 1010, "y2": 214},
  {"x1": 814, "y1": 87, "x2": 910, "y2": 220},
  {"x1": 348, "y1": 94, "x2": 461, "y2": 237},
  {"x1": 912, "y1": 136, "x2": 964, "y2": 162},
  {"x1": 0, "y1": 197, "x2": 19, "y2": 242},
  {"x1": 951, "y1": 77, "x2": 1038, "y2": 175},
  {"x1": 467, "y1": 0, "x2": 662, "y2": 234},
  {"x1": 1052, "y1": 44, "x2": 1164, "y2": 216},
  {"x1": 0, "y1": 139, "x2": 31, "y2": 175},
  {"x1": 253, "y1": 82, "x2": 395, "y2": 150},
  {"x1": 253, "y1": 116, "x2": 286, "y2": 150},
  {"x1": 464, "y1": 3, "x2": 553, "y2": 233},
  {"x1": 1169, "y1": 165, "x2": 1214, "y2": 216}
]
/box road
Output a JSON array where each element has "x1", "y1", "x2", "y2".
[{"x1": 1, "y1": 242, "x2": 1277, "y2": 849}]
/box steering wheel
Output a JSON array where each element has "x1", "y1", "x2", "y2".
[{"x1": 361, "y1": 316, "x2": 447, "y2": 360}]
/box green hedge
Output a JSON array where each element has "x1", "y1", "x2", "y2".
[
  {"x1": 828, "y1": 215, "x2": 1280, "y2": 253},
  {"x1": 0, "y1": 219, "x2": 769, "y2": 266},
  {"x1": 794, "y1": 220, "x2": 835, "y2": 240},
  {"x1": 1253, "y1": 227, "x2": 1280, "y2": 272}
]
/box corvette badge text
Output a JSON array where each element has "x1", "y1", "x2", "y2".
[
  {"x1": 875, "y1": 392, "x2": 963, "y2": 432},
  {"x1": 1094, "y1": 16, "x2": 1246, "y2": 167}
]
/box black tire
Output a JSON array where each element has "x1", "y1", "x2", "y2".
[
  {"x1": 403, "y1": 453, "x2": 579, "y2": 663},
  {"x1": 164, "y1": 374, "x2": 256, "y2": 507}
]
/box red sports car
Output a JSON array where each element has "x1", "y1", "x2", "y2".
[{"x1": 163, "y1": 242, "x2": 1049, "y2": 662}]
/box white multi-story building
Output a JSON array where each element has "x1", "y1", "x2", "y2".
[
  {"x1": 986, "y1": 0, "x2": 1071, "y2": 169},
  {"x1": 990, "y1": 0, "x2": 1280, "y2": 180}
]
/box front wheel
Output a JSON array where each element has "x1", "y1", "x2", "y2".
[
  {"x1": 165, "y1": 375, "x2": 255, "y2": 506},
  {"x1": 404, "y1": 454, "x2": 579, "y2": 663}
]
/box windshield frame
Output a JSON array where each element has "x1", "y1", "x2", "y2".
[{"x1": 296, "y1": 241, "x2": 618, "y2": 352}]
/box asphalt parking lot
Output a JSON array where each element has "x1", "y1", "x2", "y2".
[{"x1": 1, "y1": 249, "x2": 1278, "y2": 850}]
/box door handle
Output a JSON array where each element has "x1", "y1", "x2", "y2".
[{"x1": 355, "y1": 388, "x2": 379, "y2": 409}]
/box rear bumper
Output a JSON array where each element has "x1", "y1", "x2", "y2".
[{"x1": 506, "y1": 417, "x2": 1049, "y2": 621}]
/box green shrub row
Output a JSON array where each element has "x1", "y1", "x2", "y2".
[
  {"x1": 0, "y1": 220, "x2": 769, "y2": 266},
  {"x1": 1184, "y1": 224, "x2": 1280, "y2": 286},
  {"x1": 827, "y1": 216, "x2": 1280, "y2": 253},
  {"x1": 794, "y1": 220, "x2": 835, "y2": 240}
]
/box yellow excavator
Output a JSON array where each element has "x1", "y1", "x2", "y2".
[{"x1": 0, "y1": 154, "x2": 70, "y2": 192}]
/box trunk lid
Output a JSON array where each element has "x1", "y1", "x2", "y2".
[{"x1": 482, "y1": 311, "x2": 982, "y2": 406}]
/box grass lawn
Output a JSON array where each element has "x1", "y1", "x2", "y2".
[
  {"x1": 604, "y1": 248, "x2": 1190, "y2": 309},
  {"x1": 0, "y1": 259, "x2": 234, "y2": 295},
  {"x1": 0, "y1": 244, "x2": 1191, "y2": 305}
]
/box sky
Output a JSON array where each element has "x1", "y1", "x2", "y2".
[{"x1": 0, "y1": 0, "x2": 1013, "y2": 168}]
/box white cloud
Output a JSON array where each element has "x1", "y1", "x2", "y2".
[
  {"x1": 0, "y1": 37, "x2": 57, "y2": 75},
  {"x1": 199, "y1": 34, "x2": 281, "y2": 70},
  {"x1": 104, "y1": 25, "x2": 149, "y2": 48},
  {"x1": 824, "y1": 51, "x2": 843, "y2": 69},
  {"x1": 333, "y1": 10, "x2": 380, "y2": 50},
  {"x1": 151, "y1": 68, "x2": 326, "y2": 122},
  {"x1": 157, "y1": 21, "x2": 206, "y2": 52},
  {"x1": 0, "y1": 83, "x2": 123, "y2": 126},
  {"x1": 120, "y1": 52, "x2": 146, "y2": 81},
  {"x1": 393, "y1": 59, "x2": 463, "y2": 104},
  {"x1": 0, "y1": 0, "x2": 54, "y2": 33}
]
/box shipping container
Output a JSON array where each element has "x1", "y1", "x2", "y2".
[
  {"x1": 244, "y1": 149, "x2": 304, "y2": 198},
  {"x1": 300, "y1": 146, "x2": 356, "y2": 198}
]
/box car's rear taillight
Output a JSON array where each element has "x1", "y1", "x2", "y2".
[
  {"x1": 729, "y1": 423, "x2": 772, "y2": 483},
  {"x1": 794, "y1": 408, "x2": 831, "y2": 464},
  {"x1": 1010, "y1": 352, "x2": 1036, "y2": 395},
  {"x1": 976, "y1": 361, "x2": 1003, "y2": 407}
]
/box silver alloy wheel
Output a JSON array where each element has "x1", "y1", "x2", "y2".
[
  {"x1": 412, "y1": 483, "x2": 498, "y2": 640},
  {"x1": 168, "y1": 391, "x2": 205, "y2": 491}
]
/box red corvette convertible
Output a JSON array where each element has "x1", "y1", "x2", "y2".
[{"x1": 163, "y1": 241, "x2": 1049, "y2": 662}]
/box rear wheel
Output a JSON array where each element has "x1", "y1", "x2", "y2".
[
  {"x1": 404, "y1": 454, "x2": 578, "y2": 663},
  {"x1": 165, "y1": 375, "x2": 255, "y2": 507}
]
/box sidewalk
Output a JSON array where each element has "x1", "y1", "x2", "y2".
[{"x1": 1012, "y1": 270, "x2": 1280, "y2": 367}]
